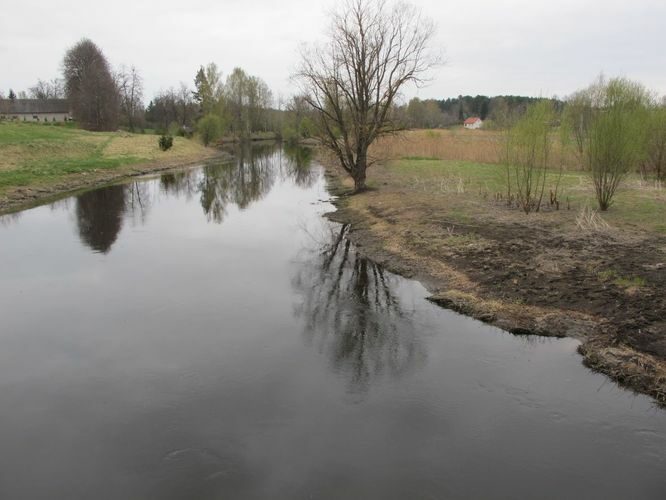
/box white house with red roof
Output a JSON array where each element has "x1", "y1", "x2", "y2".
[{"x1": 463, "y1": 117, "x2": 483, "y2": 129}]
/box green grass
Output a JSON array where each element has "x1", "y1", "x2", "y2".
[
  {"x1": 0, "y1": 121, "x2": 97, "y2": 144},
  {"x1": 391, "y1": 157, "x2": 666, "y2": 233},
  {"x1": 0, "y1": 122, "x2": 210, "y2": 196},
  {"x1": 0, "y1": 155, "x2": 143, "y2": 188},
  {"x1": 597, "y1": 269, "x2": 647, "y2": 288}
]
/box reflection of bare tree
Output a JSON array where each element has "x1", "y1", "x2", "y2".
[
  {"x1": 160, "y1": 170, "x2": 199, "y2": 199},
  {"x1": 293, "y1": 223, "x2": 426, "y2": 393},
  {"x1": 75, "y1": 185, "x2": 126, "y2": 254},
  {"x1": 125, "y1": 181, "x2": 151, "y2": 225}
]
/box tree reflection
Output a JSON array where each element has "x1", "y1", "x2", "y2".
[
  {"x1": 0, "y1": 212, "x2": 21, "y2": 227},
  {"x1": 160, "y1": 170, "x2": 199, "y2": 199},
  {"x1": 292, "y1": 223, "x2": 426, "y2": 393},
  {"x1": 283, "y1": 145, "x2": 316, "y2": 188},
  {"x1": 159, "y1": 144, "x2": 318, "y2": 223},
  {"x1": 125, "y1": 181, "x2": 151, "y2": 225},
  {"x1": 74, "y1": 181, "x2": 153, "y2": 253},
  {"x1": 198, "y1": 143, "x2": 286, "y2": 222},
  {"x1": 75, "y1": 185, "x2": 126, "y2": 253}
]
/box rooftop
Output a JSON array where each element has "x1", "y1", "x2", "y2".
[{"x1": 0, "y1": 99, "x2": 70, "y2": 114}]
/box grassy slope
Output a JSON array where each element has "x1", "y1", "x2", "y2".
[{"x1": 0, "y1": 122, "x2": 212, "y2": 195}]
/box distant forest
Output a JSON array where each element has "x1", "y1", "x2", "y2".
[{"x1": 396, "y1": 95, "x2": 565, "y2": 129}]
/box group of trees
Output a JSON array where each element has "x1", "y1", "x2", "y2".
[
  {"x1": 12, "y1": 38, "x2": 278, "y2": 140},
  {"x1": 562, "y1": 76, "x2": 664, "y2": 209},
  {"x1": 144, "y1": 63, "x2": 276, "y2": 144},
  {"x1": 188, "y1": 64, "x2": 274, "y2": 145},
  {"x1": 502, "y1": 75, "x2": 666, "y2": 212},
  {"x1": 290, "y1": 0, "x2": 665, "y2": 212}
]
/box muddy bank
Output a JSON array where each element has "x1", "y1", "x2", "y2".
[
  {"x1": 0, "y1": 151, "x2": 230, "y2": 215},
  {"x1": 324, "y1": 167, "x2": 666, "y2": 407}
]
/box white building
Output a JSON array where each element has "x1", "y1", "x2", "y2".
[
  {"x1": 0, "y1": 99, "x2": 71, "y2": 122},
  {"x1": 463, "y1": 117, "x2": 483, "y2": 129}
]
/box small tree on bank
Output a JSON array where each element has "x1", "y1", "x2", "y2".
[
  {"x1": 504, "y1": 100, "x2": 556, "y2": 213},
  {"x1": 295, "y1": 0, "x2": 437, "y2": 191},
  {"x1": 197, "y1": 113, "x2": 222, "y2": 146},
  {"x1": 564, "y1": 76, "x2": 651, "y2": 210}
]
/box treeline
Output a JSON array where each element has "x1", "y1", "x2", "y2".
[
  {"x1": 397, "y1": 95, "x2": 563, "y2": 129},
  {"x1": 146, "y1": 63, "x2": 278, "y2": 144},
  {"x1": 6, "y1": 38, "x2": 311, "y2": 145}
]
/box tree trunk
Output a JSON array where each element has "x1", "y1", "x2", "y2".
[
  {"x1": 354, "y1": 173, "x2": 366, "y2": 192},
  {"x1": 353, "y1": 154, "x2": 367, "y2": 192}
]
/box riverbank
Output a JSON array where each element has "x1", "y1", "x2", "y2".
[
  {"x1": 324, "y1": 159, "x2": 666, "y2": 406},
  {"x1": 0, "y1": 122, "x2": 223, "y2": 214}
]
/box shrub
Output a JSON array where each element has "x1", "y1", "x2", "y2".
[
  {"x1": 503, "y1": 100, "x2": 556, "y2": 213},
  {"x1": 158, "y1": 134, "x2": 173, "y2": 151},
  {"x1": 564, "y1": 76, "x2": 651, "y2": 210},
  {"x1": 197, "y1": 114, "x2": 222, "y2": 146}
]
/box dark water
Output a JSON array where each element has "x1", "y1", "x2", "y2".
[{"x1": 0, "y1": 144, "x2": 665, "y2": 499}]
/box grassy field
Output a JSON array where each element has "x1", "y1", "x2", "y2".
[
  {"x1": 371, "y1": 130, "x2": 666, "y2": 234},
  {"x1": 0, "y1": 122, "x2": 212, "y2": 196}
]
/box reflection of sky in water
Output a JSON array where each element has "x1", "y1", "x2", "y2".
[{"x1": 0, "y1": 144, "x2": 664, "y2": 499}]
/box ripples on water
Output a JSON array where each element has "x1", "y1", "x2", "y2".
[{"x1": 0, "y1": 143, "x2": 664, "y2": 499}]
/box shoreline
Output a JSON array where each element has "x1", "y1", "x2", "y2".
[
  {"x1": 323, "y1": 166, "x2": 666, "y2": 408},
  {"x1": 0, "y1": 149, "x2": 230, "y2": 215}
]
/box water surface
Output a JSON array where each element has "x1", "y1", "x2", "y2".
[{"x1": 0, "y1": 144, "x2": 665, "y2": 499}]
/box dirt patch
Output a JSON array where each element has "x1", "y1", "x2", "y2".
[
  {"x1": 324, "y1": 165, "x2": 666, "y2": 407},
  {"x1": 0, "y1": 150, "x2": 229, "y2": 215}
]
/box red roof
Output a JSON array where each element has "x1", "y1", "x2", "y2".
[{"x1": 464, "y1": 117, "x2": 481, "y2": 125}]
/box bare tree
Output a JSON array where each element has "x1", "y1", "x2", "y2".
[
  {"x1": 295, "y1": 0, "x2": 437, "y2": 191},
  {"x1": 28, "y1": 78, "x2": 65, "y2": 100},
  {"x1": 116, "y1": 65, "x2": 144, "y2": 132},
  {"x1": 63, "y1": 38, "x2": 120, "y2": 131}
]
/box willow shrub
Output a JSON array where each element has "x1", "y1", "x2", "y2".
[
  {"x1": 197, "y1": 113, "x2": 223, "y2": 147},
  {"x1": 564, "y1": 77, "x2": 651, "y2": 211},
  {"x1": 504, "y1": 100, "x2": 556, "y2": 214}
]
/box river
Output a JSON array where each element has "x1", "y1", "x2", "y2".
[{"x1": 0, "y1": 143, "x2": 664, "y2": 499}]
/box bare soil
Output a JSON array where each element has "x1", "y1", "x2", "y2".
[{"x1": 325, "y1": 166, "x2": 666, "y2": 407}]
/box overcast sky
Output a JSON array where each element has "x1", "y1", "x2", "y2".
[{"x1": 2, "y1": 0, "x2": 665, "y2": 103}]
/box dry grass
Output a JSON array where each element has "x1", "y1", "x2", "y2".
[
  {"x1": 579, "y1": 338, "x2": 666, "y2": 406},
  {"x1": 372, "y1": 129, "x2": 503, "y2": 164},
  {"x1": 103, "y1": 132, "x2": 209, "y2": 162},
  {"x1": 575, "y1": 206, "x2": 611, "y2": 232},
  {"x1": 371, "y1": 128, "x2": 580, "y2": 170}
]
